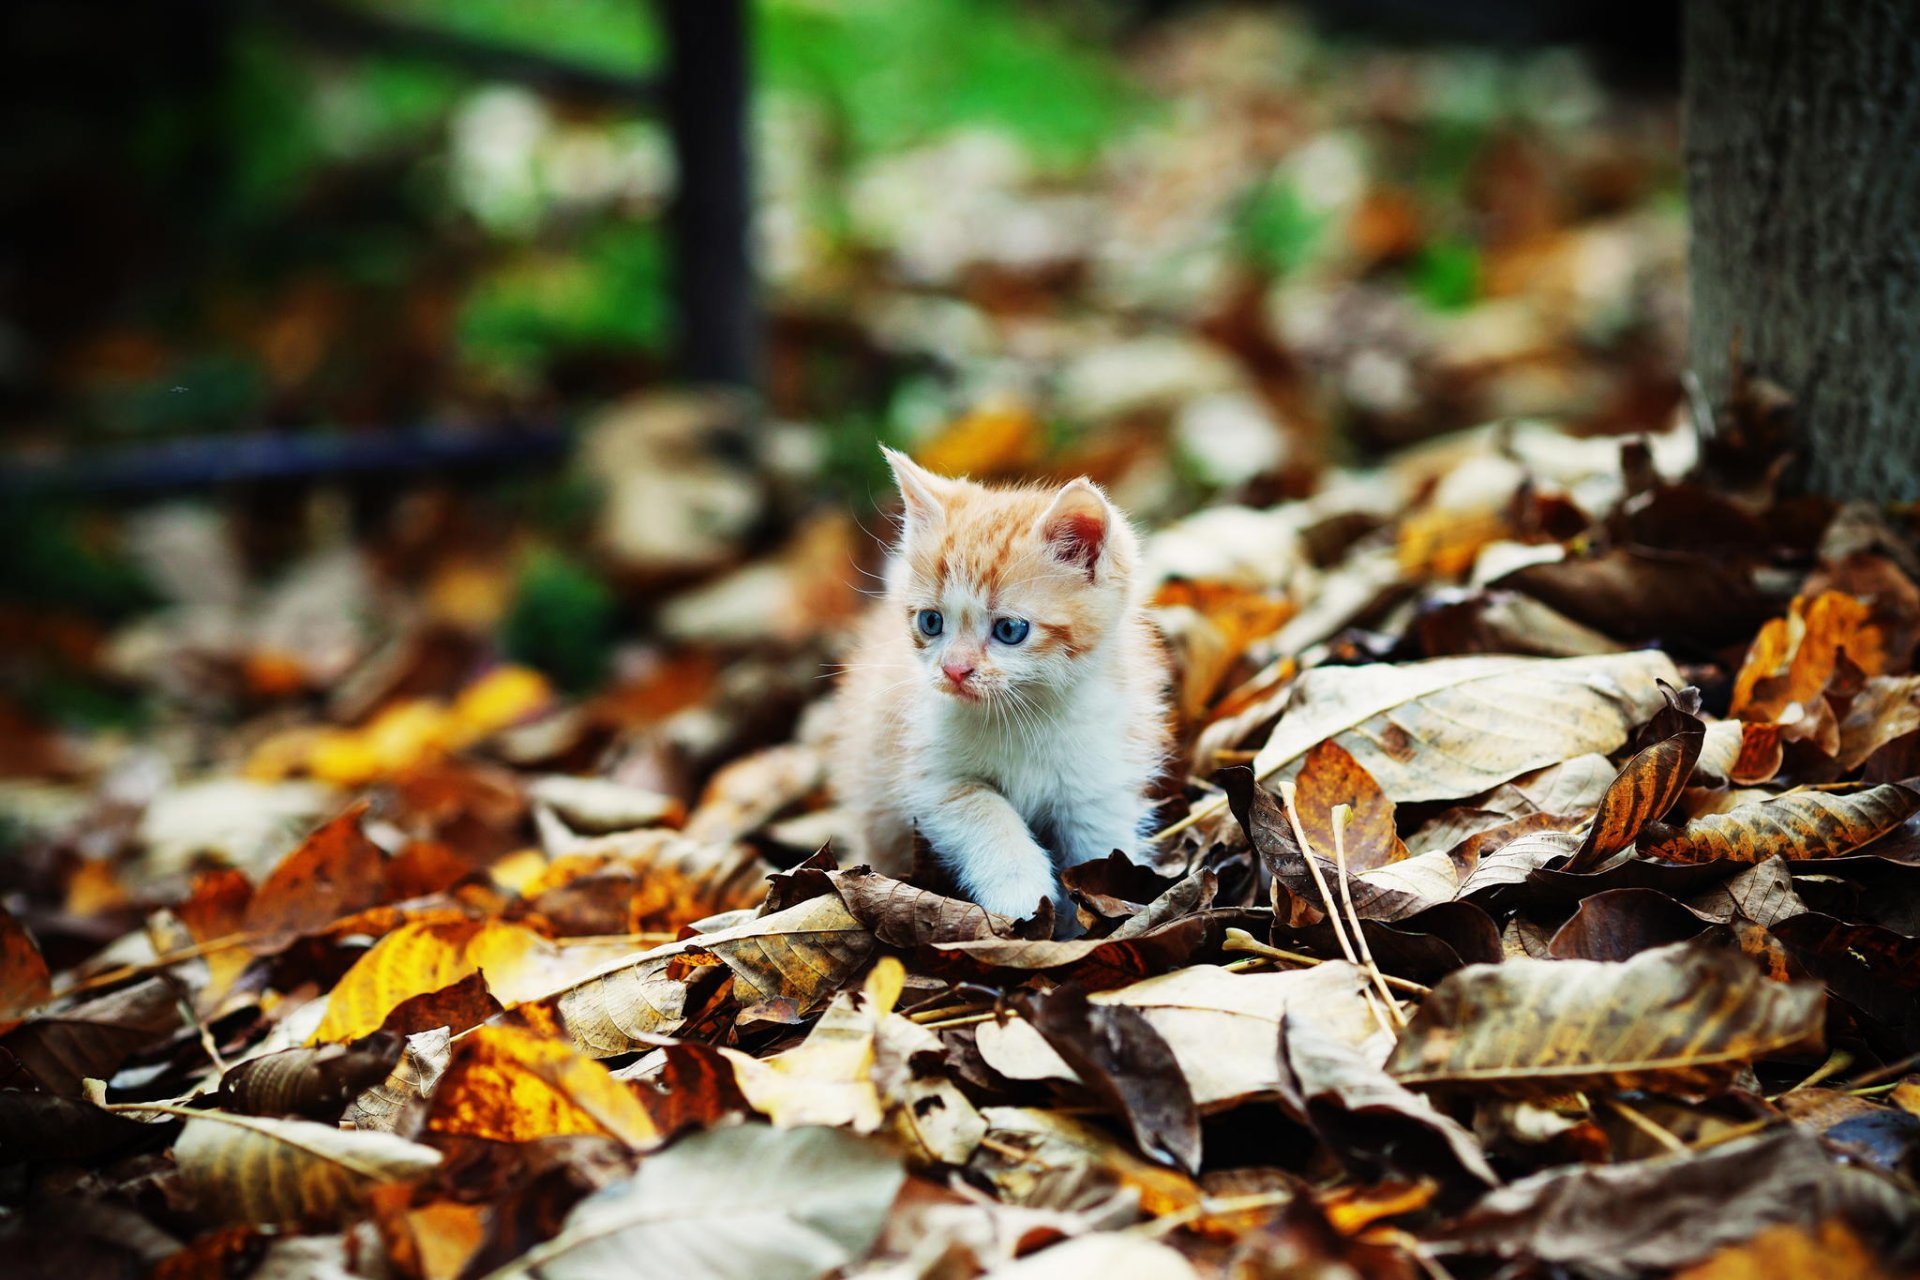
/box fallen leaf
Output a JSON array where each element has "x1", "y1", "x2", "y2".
[
  {"x1": 1639, "y1": 785, "x2": 1920, "y2": 864},
  {"x1": 0, "y1": 901, "x2": 51, "y2": 1033},
  {"x1": 1434, "y1": 1130, "x2": 1907, "y2": 1272},
  {"x1": 1386, "y1": 941, "x2": 1825, "y2": 1096},
  {"x1": 313, "y1": 920, "x2": 484, "y2": 1043},
  {"x1": 1276, "y1": 1012, "x2": 1496, "y2": 1192},
  {"x1": 1837, "y1": 676, "x2": 1920, "y2": 770},
  {"x1": 1291, "y1": 740, "x2": 1409, "y2": 871},
  {"x1": 487, "y1": 1124, "x2": 904, "y2": 1280},
  {"x1": 546, "y1": 893, "x2": 875, "y2": 1055},
  {"x1": 1252, "y1": 651, "x2": 1679, "y2": 803},
  {"x1": 1732, "y1": 591, "x2": 1884, "y2": 722},
  {"x1": 243, "y1": 804, "x2": 386, "y2": 952},
  {"x1": 1673, "y1": 1220, "x2": 1896, "y2": 1280},
  {"x1": 4, "y1": 976, "x2": 183, "y2": 1095},
  {"x1": 1564, "y1": 683, "x2": 1704, "y2": 872},
  {"x1": 1026, "y1": 984, "x2": 1202, "y2": 1173},
  {"x1": 174, "y1": 1110, "x2": 441, "y2": 1225},
  {"x1": 425, "y1": 1022, "x2": 661, "y2": 1148},
  {"x1": 985, "y1": 1235, "x2": 1198, "y2": 1278},
  {"x1": 221, "y1": 1032, "x2": 403, "y2": 1118},
  {"x1": 722, "y1": 957, "x2": 904, "y2": 1132}
]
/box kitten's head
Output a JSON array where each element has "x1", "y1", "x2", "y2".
[{"x1": 882, "y1": 447, "x2": 1139, "y2": 705}]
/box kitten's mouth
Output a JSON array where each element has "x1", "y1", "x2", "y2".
[{"x1": 941, "y1": 683, "x2": 984, "y2": 703}]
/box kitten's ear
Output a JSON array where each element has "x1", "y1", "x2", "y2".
[
  {"x1": 882, "y1": 446, "x2": 951, "y2": 534},
  {"x1": 1038, "y1": 479, "x2": 1110, "y2": 580}
]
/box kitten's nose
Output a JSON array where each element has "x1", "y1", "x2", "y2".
[{"x1": 941, "y1": 660, "x2": 974, "y2": 687}]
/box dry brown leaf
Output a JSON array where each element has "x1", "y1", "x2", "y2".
[
  {"x1": 0, "y1": 901, "x2": 50, "y2": 1034},
  {"x1": 1565, "y1": 685, "x2": 1704, "y2": 872},
  {"x1": 174, "y1": 867, "x2": 255, "y2": 1004},
  {"x1": 345, "y1": 1027, "x2": 452, "y2": 1135},
  {"x1": 1291, "y1": 740, "x2": 1409, "y2": 871},
  {"x1": 976, "y1": 963, "x2": 1380, "y2": 1112},
  {"x1": 721, "y1": 957, "x2": 904, "y2": 1132},
  {"x1": 173, "y1": 1109, "x2": 441, "y2": 1225},
  {"x1": 425, "y1": 1022, "x2": 661, "y2": 1148},
  {"x1": 220, "y1": 1033, "x2": 402, "y2": 1118},
  {"x1": 5, "y1": 976, "x2": 183, "y2": 1095},
  {"x1": 1638, "y1": 785, "x2": 1920, "y2": 864},
  {"x1": 243, "y1": 804, "x2": 386, "y2": 952},
  {"x1": 1387, "y1": 941, "x2": 1824, "y2": 1096},
  {"x1": 969, "y1": 1106, "x2": 1200, "y2": 1218},
  {"x1": 1837, "y1": 675, "x2": 1920, "y2": 770},
  {"x1": 486, "y1": 1124, "x2": 904, "y2": 1280},
  {"x1": 1252, "y1": 651, "x2": 1680, "y2": 803},
  {"x1": 544, "y1": 893, "x2": 874, "y2": 1056}
]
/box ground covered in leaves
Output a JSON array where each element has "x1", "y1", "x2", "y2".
[
  {"x1": 5, "y1": 9, "x2": 1920, "y2": 1280},
  {"x1": 5, "y1": 427, "x2": 1920, "y2": 1279}
]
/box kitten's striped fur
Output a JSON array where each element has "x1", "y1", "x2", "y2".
[{"x1": 830, "y1": 449, "x2": 1170, "y2": 930}]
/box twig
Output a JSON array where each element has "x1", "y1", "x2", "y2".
[
  {"x1": 53, "y1": 931, "x2": 257, "y2": 1001},
  {"x1": 1687, "y1": 1115, "x2": 1783, "y2": 1152},
  {"x1": 1130, "y1": 1190, "x2": 1295, "y2": 1238},
  {"x1": 1222, "y1": 929, "x2": 1429, "y2": 995},
  {"x1": 1278, "y1": 782, "x2": 1391, "y2": 1034},
  {"x1": 1603, "y1": 1096, "x2": 1688, "y2": 1155},
  {"x1": 1332, "y1": 804, "x2": 1405, "y2": 1029},
  {"x1": 1150, "y1": 793, "x2": 1229, "y2": 844},
  {"x1": 1773, "y1": 1048, "x2": 1853, "y2": 1099},
  {"x1": 919, "y1": 1010, "x2": 1002, "y2": 1031},
  {"x1": 1840, "y1": 1050, "x2": 1920, "y2": 1092}
]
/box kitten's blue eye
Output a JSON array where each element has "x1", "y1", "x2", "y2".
[
  {"x1": 992, "y1": 617, "x2": 1030, "y2": 645},
  {"x1": 917, "y1": 609, "x2": 944, "y2": 638}
]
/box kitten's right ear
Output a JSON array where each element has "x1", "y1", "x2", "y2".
[{"x1": 882, "y1": 446, "x2": 950, "y2": 534}]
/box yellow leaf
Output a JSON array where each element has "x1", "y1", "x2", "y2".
[
  {"x1": 722, "y1": 958, "x2": 904, "y2": 1132},
  {"x1": 425, "y1": 1023, "x2": 660, "y2": 1149}
]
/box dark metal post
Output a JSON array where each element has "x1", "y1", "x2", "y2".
[{"x1": 661, "y1": 0, "x2": 757, "y2": 390}]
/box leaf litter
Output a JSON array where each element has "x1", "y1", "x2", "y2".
[{"x1": 4, "y1": 13, "x2": 1920, "y2": 1280}]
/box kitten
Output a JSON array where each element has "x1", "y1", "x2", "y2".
[{"x1": 830, "y1": 448, "x2": 1170, "y2": 928}]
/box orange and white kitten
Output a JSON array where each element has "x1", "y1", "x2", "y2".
[{"x1": 831, "y1": 448, "x2": 1170, "y2": 927}]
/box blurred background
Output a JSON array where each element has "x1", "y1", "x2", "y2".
[{"x1": 0, "y1": 0, "x2": 1687, "y2": 854}]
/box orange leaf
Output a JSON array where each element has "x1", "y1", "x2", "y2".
[
  {"x1": 424, "y1": 1023, "x2": 661, "y2": 1148},
  {"x1": 1639, "y1": 784, "x2": 1919, "y2": 864},
  {"x1": 1567, "y1": 688, "x2": 1703, "y2": 872},
  {"x1": 1292, "y1": 740, "x2": 1408, "y2": 872},
  {"x1": 244, "y1": 803, "x2": 385, "y2": 952},
  {"x1": 1730, "y1": 591, "x2": 1884, "y2": 722},
  {"x1": 369, "y1": 1187, "x2": 490, "y2": 1280},
  {"x1": 1673, "y1": 1220, "x2": 1892, "y2": 1280},
  {"x1": 0, "y1": 902, "x2": 51, "y2": 1034},
  {"x1": 177, "y1": 868, "x2": 255, "y2": 1003}
]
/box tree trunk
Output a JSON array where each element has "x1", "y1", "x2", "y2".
[{"x1": 1685, "y1": 0, "x2": 1920, "y2": 501}]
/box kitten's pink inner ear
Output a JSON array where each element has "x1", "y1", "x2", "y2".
[
  {"x1": 882, "y1": 446, "x2": 948, "y2": 532},
  {"x1": 1039, "y1": 481, "x2": 1109, "y2": 580}
]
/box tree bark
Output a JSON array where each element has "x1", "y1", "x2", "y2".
[{"x1": 1685, "y1": 0, "x2": 1920, "y2": 501}]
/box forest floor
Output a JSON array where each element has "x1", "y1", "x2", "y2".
[{"x1": 3, "y1": 8, "x2": 1919, "y2": 1280}]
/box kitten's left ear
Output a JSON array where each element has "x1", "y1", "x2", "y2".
[{"x1": 1038, "y1": 479, "x2": 1110, "y2": 580}]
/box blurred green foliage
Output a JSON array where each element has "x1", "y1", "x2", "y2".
[
  {"x1": 500, "y1": 548, "x2": 616, "y2": 692},
  {"x1": 1409, "y1": 237, "x2": 1481, "y2": 311},
  {"x1": 1236, "y1": 180, "x2": 1330, "y2": 280},
  {"x1": 459, "y1": 226, "x2": 671, "y2": 378}
]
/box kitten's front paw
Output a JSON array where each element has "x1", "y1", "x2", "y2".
[{"x1": 971, "y1": 870, "x2": 1060, "y2": 923}]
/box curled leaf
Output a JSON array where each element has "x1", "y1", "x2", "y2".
[
  {"x1": 174, "y1": 1110, "x2": 441, "y2": 1225},
  {"x1": 1386, "y1": 941, "x2": 1825, "y2": 1096},
  {"x1": 1639, "y1": 785, "x2": 1920, "y2": 864}
]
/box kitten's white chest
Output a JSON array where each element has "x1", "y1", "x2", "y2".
[{"x1": 931, "y1": 681, "x2": 1139, "y2": 826}]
